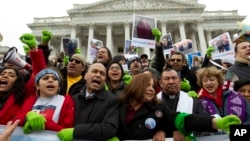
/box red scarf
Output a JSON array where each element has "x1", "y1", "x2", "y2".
[{"x1": 198, "y1": 86, "x2": 223, "y2": 108}]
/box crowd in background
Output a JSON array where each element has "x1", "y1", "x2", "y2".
[{"x1": 0, "y1": 25, "x2": 249, "y2": 141}]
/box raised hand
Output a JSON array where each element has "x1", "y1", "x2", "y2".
[
  {"x1": 152, "y1": 28, "x2": 162, "y2": 43},
  {"x1": 41, "y1": 30, "x2": 53, "y2": 44},
  {"x1": 206, "y1": 46, "x2": 215, "y2": 58},
  {"x1": 19, "y1": 33, "x2": 37, "y2": 49}
]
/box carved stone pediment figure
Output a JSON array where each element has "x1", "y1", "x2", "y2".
[{"x1": 68, "y1": 0, "x2": 205, "y2": 13}]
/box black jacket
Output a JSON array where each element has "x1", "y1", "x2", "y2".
[
  {"x1": 117, "y1": 101, "x2": 215, "y2": 140},
  {"x1": 73, "y1": 88, "x2": 119, "y2": 140}
]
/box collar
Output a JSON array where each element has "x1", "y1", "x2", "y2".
[
  {"x1": 78, "y1": 87, "x2": 106, "y2": 100},
  {"x1": 162, "y1": 91, "x2": 180, "y2": 100}
]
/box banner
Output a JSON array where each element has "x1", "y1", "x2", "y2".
[{"x1": 0, "y1": 125, "x2": 229, "y2": 141}]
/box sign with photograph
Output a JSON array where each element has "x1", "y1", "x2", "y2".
[
  {"x1": 89, "y1": 38, "x2": 103, "y2": 59},
  {"x1": 161, "y1": 33, "x2": 175, "y2": 55},
  {"x1": 187, "y1": 52, "x2": 203, "y2": 68},
  {"x1": 61, "y1": 37, "x2": 79, "y2": 56},
  {"x1": 208, "y1": 32, "x2": 234, "y2": 60},
  {"x1": 131, "y1": 14, "x2": 156, "y2": 49},
  {"x1": 124, "y1": 40, "x2": 138, "y2": 59},
  {"x1": 173, "y1": 39, "x2": 193, "y2": 54}
]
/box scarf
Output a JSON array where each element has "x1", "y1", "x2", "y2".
[
  {"x1": 235, "y1": 57, "x2": 250, "y2": 67},
  {"x1": 198, "y1": 86, "x2": 223, "y2": 108}
]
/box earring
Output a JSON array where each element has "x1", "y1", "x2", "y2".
[{"x1": 36, "y1": 89, "x2": 40, "y2": 97}]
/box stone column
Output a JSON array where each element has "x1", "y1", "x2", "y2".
[
  {"x1": 206, "y1": 29, "x2": 212, "y2": 45},
  {"x1": 197, "y1": 19, "x2": 207, "y2": 56},
  {"x1": 174, "y1": 33, "x2": 180, "y2": 43},
  {"x1": 106, "y1": 22, "x2": 113, "y2": 53},
  {"x1": 191, "y1": 31, "x2": 198, "y2": 52},
  {"x1": 87, "y1": 24, "x2": 94, "y2": 62},
  {"x1": 179, "y1": 20, "x2": 186, "y2": 41},
  {"x1": 161, "y1": 20, "x2": 167, "y2": 36},
  {"x1": 70, "y1": 25, "x2": 77, "y2": 38},
  {"x1": 124, "y1": 21, "x2": 130, "y2": 41}
]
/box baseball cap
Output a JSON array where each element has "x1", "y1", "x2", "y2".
[
  {"x1": 233, "y1": 33, "x2": 250, "y2": 47},
  {"x1": 71, "y1": 54, "x2": 85, "y2": 65}
]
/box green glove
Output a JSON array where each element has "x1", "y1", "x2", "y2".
[
  {"x1": 206, "y1": 46, "x2": 215, "y2": 58},
  {"x1": 64, "y1": 55, "x2": 69, "y2": 66},
  {"x1": 19, "y1": 33, "x2": 37, "y2": 49},
  {"x1": 23, "y1": 44, "x2": 30, "y2": 55},
  {"x1": 23, "y1": 121, "x2": 32, "y2": 134},
  {"x1": 180, "y1": 78, "x2": 191, "y2": 92},
  {"x1": 104, "y1": 83, "x2": 109, "y2": 91},
  {"x1": 106, "y1": 136, "x2": 120, "y2": 141},
  {"x1": 75, "y1": 48, "x2": 81, "y2": 54},
  {"x1": 57, "y1": 128, "x2": 74, "y2": 141},
  {"x1": 42, "y1": 30, "x2": 53, "y2": 43},
  {"x1": 152, "y1": 28, "x2": 162, "y2": 43},
  {"x1": 135, "y1": 47, "x2": 140, "y2": 53},
  {"x1": 188, "y1": 91, "x2": 198, "y2": 98},
  {"x1": 216, "y1": 115, "x2": 241, "y2": 133},
  {"x1": 123, "y1": 74, "x2": 132, "y2": 85},
  {"x1": 25, "y1": 111, "x2": 46, "y2": 131}
]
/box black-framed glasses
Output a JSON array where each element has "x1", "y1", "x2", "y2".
[
  {"x1": 69, "y1": 58, "x2": 81, "y2": 64},
  {"x1": 170, "y1": 59, "x2": 182, "y2": 62}
]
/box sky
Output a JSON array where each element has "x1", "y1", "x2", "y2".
[{"x1": 0, "y1": 0, "x2": 249, "y2": 55}]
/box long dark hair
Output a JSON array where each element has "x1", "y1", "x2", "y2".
[
  {"x1": 106, "y1": 61, "x2": 124, "y2": 82},
  {"x1": 119, "y1": 73, "x2": 159, "y2": 105},
  {"x1": 0, "y1": 68, "x2": 25, "y2": 105},
  {"x1": 92, "y1": 47, "x2": 112, "y2": 67}
]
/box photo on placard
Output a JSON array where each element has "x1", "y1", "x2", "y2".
[
  {"x1": 89, "y1": 38, "x2": 103, "y2": 56},
  {"x1": 209, "y1": 32, "x2": 232, "y2": 53},
  {"x1": 131, "y1": 14, "x2": 156, "y2": 49},
  {"x1": 161, "y1": 33, "x2": 173, "y2": 50},
  {"x1": 124, "y1": 40, "x2": 138, "y2": 55},
  {"x1": 62, "y1": 37, "x2": 78, "y2": 56},
  {"x1": 174, "y1": 39, "x2": 193, "y2": 54},
  {"x1": 208, "y1": 32, "x2": 234, "y2": 60}
]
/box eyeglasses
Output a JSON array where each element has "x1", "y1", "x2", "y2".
[
  {"x1": 69, "y1": 58, "x2": 81, "y2": 64},
  {"x1": 170, "y1": 59, "x2": 182, "y2": 62},
  {"x1": 109, "y1": 66, "x2": 121, "y2": 70}
]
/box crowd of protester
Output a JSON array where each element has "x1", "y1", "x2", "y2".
[{"x1": 0, "y1": 26, "x2": 249, "y2": 141}]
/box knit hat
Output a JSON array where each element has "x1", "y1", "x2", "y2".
[
  {"x1": 222, "y1": 57, "x2": 235, "y2": 65},
  {"x1": 234, "y1": 78, "x2": 250, "y2": 91},
  {"x1": 71, "y1": 54, "x2": 85, "y2": 65},
  {"x1": 127, "y1": 57, "x2": 141, "y2": 69},
  {"x1": 35, "y1": 68, "x2": 60, "y2": 84},
  {"x1": 233, "y1": 34, "x2": 250, "y2": 48}
]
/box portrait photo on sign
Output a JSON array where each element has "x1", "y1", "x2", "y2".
[
  {"x1": 124, "y1": 40, "x2": 138, "y2": 59},
  {"x1": 131, "y1": 14, "x2": 156, "y2": 49},
  {"x1": 132, "y1": 14, "x2": 155, "y2": 40},
  {"x1": 174, "y1": 39, "x2": 193, "y2": 54},
  {"x1": 89, "y1": 38, "x2": 103, "y2": 56},
  {"x1": 161, "y1": 33, "x2": 173, "y2": 50},
  {"x1": 124, "y1": 40, "x2": 137, "y2": 54},
  {"x1": 209, "y1": 32, "x2": 232, "y2": 54},
  {"x1": 62, "y1": 37, "x2": 78, "y2": 56},
  {"x1": 208, "y1": 32, "x2": 234, "y2": 60}
]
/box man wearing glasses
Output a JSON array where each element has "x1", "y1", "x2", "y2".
[{"x1": 60, "y1": 54, "x2": 86, "y2": 96}]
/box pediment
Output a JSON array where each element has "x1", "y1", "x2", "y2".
[{"x1": 68, "y1": 0, "x2": 205, "y2": 14}]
